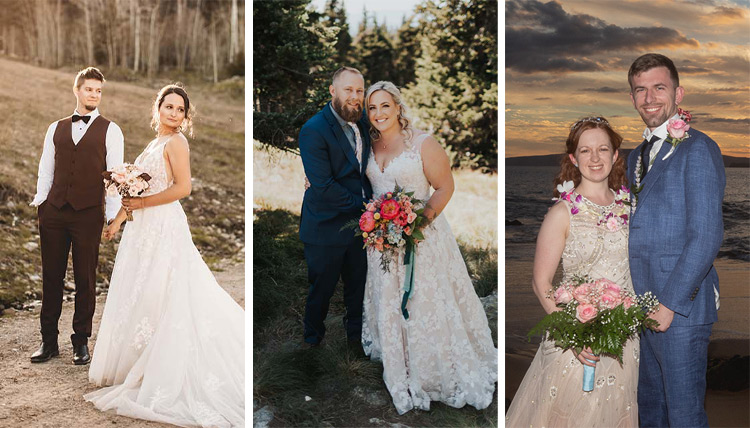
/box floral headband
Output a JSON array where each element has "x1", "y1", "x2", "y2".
[{"x1": 570, "y1": 116, "x2": 610, "y2": 130}]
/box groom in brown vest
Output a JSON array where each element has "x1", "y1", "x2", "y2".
[{"x1": 30, "y1": 67, "x2": 124, "y2": 365}]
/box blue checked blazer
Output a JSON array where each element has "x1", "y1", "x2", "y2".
[{"x1": 627, "y1": 128, "x2": 725, "y2": 326}]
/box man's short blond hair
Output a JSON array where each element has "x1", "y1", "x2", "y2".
[{"x1": 331, "y1": 66, "x2": 363, "y2": 84}]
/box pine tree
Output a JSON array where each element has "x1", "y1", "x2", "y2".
[
  {"x1": 323, "y1": 0, "x2": 351, "y2": 65},
  {"x1": 253, "y1": 0, "x2": 337, "y2": 153},
  {"x1": 404, "y1": 0, "x2": 498, "y2": 171}
]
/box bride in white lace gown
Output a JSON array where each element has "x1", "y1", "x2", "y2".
[
  {"x1": 361, "y1": 81, "x2": 497, "y2": 415},
  {"x1": 84, "y1": 85, "x2": 244, "y2": 427}
]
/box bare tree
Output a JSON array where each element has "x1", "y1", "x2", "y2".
[
  {"x1": 82, "y1": 0, "x2": 95, "y2": 65},
  {"x1": 229, "y1": 0, "x2": 238, "y2": 63},
  {"x1": 133, "y1": 0, "x2": 140, "y2": 72},
  {"x1": 146, "y1": 0, "x2": 160, "y2": 79}
]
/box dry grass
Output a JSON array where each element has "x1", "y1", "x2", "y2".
[{"x1": 252, "y1": 142, "x2": 498, "y2": 249}]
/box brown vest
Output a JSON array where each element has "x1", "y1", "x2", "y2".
[{"x1": 47, "y1": 115, "x2": 110, "y2": 211}]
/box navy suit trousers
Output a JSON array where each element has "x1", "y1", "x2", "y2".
[{"x1": 303, "y1": 239, "x2": 367, "y2": 344}]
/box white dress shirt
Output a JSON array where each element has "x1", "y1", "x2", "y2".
[
  {"x1": 31, "y1": 108, "x2": 125, "y2": 221},
  {"x1": 641, "y1": 113, "x2": 680, "y2": 172}
]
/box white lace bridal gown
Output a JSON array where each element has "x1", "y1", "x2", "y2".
[
  {"x1": 85, "y1": 135, "x2": 244, "y2": 427},
  {"x1": 362, "y1": 133, "x2": 497, "y2": 415}
]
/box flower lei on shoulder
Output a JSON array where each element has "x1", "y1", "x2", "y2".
[
  {"x1": 630, "y1": 108, "x2": 691, "y2": 212},
  {"x1": 553, "y1": 181, "x2": 631, "y2": 231}
]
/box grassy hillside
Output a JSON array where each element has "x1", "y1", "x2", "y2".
[{"x1": 0, "y1": 58, "x2": 244, "y2": 311}]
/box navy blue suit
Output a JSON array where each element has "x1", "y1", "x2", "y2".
[
  {"x1": 627, "y1": 127, "x2": 725, "y2": 427},
  {"x1": 299, "y1": 102, "x2": 373, "y2": 344}
]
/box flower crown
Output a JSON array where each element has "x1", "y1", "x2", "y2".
[{"x1": 570, "y1": 116, "x2": 610, "y2": 130}]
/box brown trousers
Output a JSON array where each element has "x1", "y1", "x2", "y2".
[{"x1": 38, "y1": 202, "x2": 104, "y2": 346}]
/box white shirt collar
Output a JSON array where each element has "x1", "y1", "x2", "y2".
[{"x1": 642, "y1": 112, "x2": 680, "y2": 142}]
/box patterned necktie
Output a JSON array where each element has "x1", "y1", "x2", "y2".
[
  {"x1": 348, "y1": 122, "x2": 363, "y2": 167},
  {"x1": 641, "y1": 135, "x2": 660, "y2": 177}
]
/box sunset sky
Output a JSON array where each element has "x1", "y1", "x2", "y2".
[{"x1": 505, "y1": 0, "x2": 750, "y2": 158}]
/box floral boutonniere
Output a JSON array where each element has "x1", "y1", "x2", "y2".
[{"x1": 663, "y1": 108, "x2": 691, "y2": 160}]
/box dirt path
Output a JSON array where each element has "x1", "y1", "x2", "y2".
[{"x1": 0, "y1": 263, "x2": 244, "y2": 427}]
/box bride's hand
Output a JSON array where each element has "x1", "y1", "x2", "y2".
[
  {"x1": 122, "y1": 196, "x2": 146, "y2": 211},
  {"x1": 576, "y1": 347, "x2": 599, "y2": 367},
  {"x1": 103, "y1": 221, "x2": 123, "y2": 241},
  {"x1": 304, "y1": 176, "x2": 311, "y2": 190}
]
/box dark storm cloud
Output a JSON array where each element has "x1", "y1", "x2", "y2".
[
  {"x1": 580, "y1": 86, "x2": 624, "y2": 93},
  {"x1": 707, "y1": 5, "x2": 747, "y2": 19},
  {"x1": 506, "y1": 0, "x2": 700, "y2": 73},
  {"x1": 691, "y1": 114, "x2": 750, "y2": 135},
  {"x1": 680, "y1": 66, "x2": 714, "y2": 74}
]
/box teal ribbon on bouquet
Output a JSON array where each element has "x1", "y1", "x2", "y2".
[
  {"x1": 400, "y1": 242, "x2": 416, "y2": 320},
  {"x1": 582, "y1": 355, "x2": 598, "y2": 392}
]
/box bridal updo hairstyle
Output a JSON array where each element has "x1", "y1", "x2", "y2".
[
  {"x1": 151, "y1": 84, "x2": 195, "y2": 137},
  {"x1": 365, "y1": 81, "x2": 414, "y2": 145},
  {"x1": 552, "y1": 116, "x2": 627, "y2": 198}
]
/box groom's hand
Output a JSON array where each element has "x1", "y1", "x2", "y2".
[{"x1": 649, "y1": 303, "x2": 674, "y2": 332}]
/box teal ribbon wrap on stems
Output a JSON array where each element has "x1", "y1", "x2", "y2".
[
  {"x1": 400, "y1": 241, "x2": 416, "y2": 320},
  {"x1": 582, "y1": 355, "x2": 598, "y2": 391}
]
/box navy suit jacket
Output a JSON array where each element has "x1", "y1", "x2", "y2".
[
  {"x1": 627, "y1": 128, "x2": 725, "y2": 326},
  {"x1": 299, "y1": 102, "x2": 373, "y2": 246}
]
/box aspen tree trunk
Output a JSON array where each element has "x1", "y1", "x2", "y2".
[
  {"x1": 56, "y1": 0, "x2": 63, "y2": 67},
  {"x1": 188, "y1": 0, "x2": 202, "y2": 68},
  {"x1": 120, "y1": 0, "x2": 129, "y2": 68},
  {"x1": 133, "y1": 0, "x2": 140, "y2": 72},
  {"x1": 83, "y1": 0, "x2": 94, "y2": 64},
  {"x1": 211, "y1": 18, "x2": 218, "y2": 83},
  {"x1": 147, "y1": 2, "x2": 159, "y2": 79},
  {"x1": 229, "y1": 0, "x2": 238, "y2": 63}
]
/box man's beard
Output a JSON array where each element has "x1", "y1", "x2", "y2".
[
  {"x1": 84, "y1": 105, "x2": 97, "y2": 112},
  {"x1": 332, "y1": 97, "x2": 362, "y2": 122}
]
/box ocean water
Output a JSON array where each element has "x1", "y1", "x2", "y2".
[{"x1": 505, "y1": 166, "x2": 750, "y2": 262}]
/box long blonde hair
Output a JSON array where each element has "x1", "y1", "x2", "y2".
[{"x1": 365, "y1": 81, "x2": 413, "y2": 145}]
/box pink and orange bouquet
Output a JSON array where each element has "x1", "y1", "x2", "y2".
[
  {"x1": 346, "y1": 184, "x2": 426, "y2": 271},
  {"x1": 102, "y1": 163, "x2": 152, "y2": 221},
  {"x1": 529, "y1": 274, "x2": 659, "y2": 362}
]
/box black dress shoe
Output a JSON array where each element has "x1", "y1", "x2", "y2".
[
  {"x1": 30, "y1": 342, "x2": 59, "y2": 363},
  {"x1": 72, "y1": 343, "x2": 90, "y2": 365}
]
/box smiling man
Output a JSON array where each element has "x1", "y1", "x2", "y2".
[
  {"x1": 298, "y1": 67, "x2": 373, "y2": 353},
  {"x1": 626, "y1": 53, "x2": 725, "y2": 427},
  {"x1": 30, "y1": 67, "x2": 124, "y2": 366}
]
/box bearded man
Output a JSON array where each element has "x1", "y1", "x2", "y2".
[{"x1": 298, "y1": 67, "x2": 373, "y2": 351}]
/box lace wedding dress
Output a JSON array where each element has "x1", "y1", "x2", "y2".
[
  {"x1": 84, "y1": 135, "x2": 244, "y2": 427},
  {"x1": 505, "y1": 189, "x2": 639, "y2": 427},
  {"x1": 362, "y1": 133, "x2": 497, "y2": 415}
]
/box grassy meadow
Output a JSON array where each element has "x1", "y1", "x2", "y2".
[
  {"x1": 253, "y1": 143, "x2": 498, "y2": 427},
  {"x1": 0, "y1": 57, "x2": 244, "y2": 311}
]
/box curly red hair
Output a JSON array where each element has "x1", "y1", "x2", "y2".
[{"x1": 552, "y1": 117, "x2": 628, "y2": 198}]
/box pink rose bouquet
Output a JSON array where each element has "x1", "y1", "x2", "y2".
[
  {"x1": 102, "y1": 163, "x2": 152, "y2": 221},
  {"x1": 529, "y1": 274, "x2": 660, "y2": 391}
]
